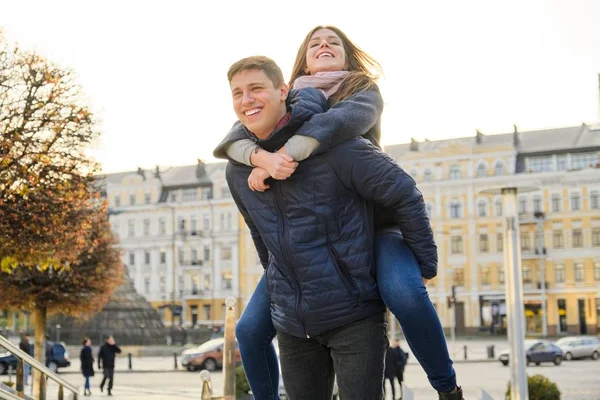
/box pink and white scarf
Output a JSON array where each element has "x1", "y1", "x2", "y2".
[{"x1": 292, "y1": 71, "x2": 349, "y2": 99}]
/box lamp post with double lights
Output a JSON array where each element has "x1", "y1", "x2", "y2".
[{"x1": 481, "y1": 185, "x2": 538, "y2": 400}]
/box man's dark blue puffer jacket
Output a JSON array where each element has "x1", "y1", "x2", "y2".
[{"x1": 225, "y1": 89, "x2": 437, "y2": 339}]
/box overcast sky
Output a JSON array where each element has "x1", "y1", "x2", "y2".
[{"x1": 2, "y1": 0, "x2": 599, "y2": 173}]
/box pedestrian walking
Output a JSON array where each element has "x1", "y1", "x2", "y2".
[
  {"x1": 98, "y1": 335, "x2": 121, "y2": 396},
  {"x1": 80, "y1": 338, "x2": 94, "y2": 396}
]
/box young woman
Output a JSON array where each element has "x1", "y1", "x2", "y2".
[
  {"x1": 79, "y1": 338, "x2": 94, "y2": 396},
  {"x1": 214, "y1": 26, "x2": 462, "y2": 400}
]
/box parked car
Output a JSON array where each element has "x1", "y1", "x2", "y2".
[
  {"x1": 0, "y1": 342, "x2": 71, "y2": 375},
  {"x1": 555, "y1": 336, "x2": 600, "y2": 360},
  {"x1": 498, "y1": 339, "x2": 563, "y2": 366},
  {"x1": 181, "y1": 338, "x2": 241, "y2": 372}
]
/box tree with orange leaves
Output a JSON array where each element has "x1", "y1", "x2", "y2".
[{"x1": 0, "y1": 30, "x2": 122, "y2": 398}]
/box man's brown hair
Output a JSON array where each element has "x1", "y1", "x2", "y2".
[{"x1": 227, "y1": 56, "x2": 285, "y2": 88}]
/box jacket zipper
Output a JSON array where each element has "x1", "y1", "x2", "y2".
[
  {"x1": 273, "y1": 184, "x2": 309, "y2": 338},
  {"x1": 328, "y1": 244, "x2": 362, "y2": 308}
]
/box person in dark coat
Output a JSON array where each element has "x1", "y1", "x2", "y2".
[
  {"x1": 80, "y1": 338, "x2": 94, "y2": 396},
  {"x1": 18, "y1": 333, "x2": 31, "y2": 386},
  {"x1": 98, "y1": 335, "x2": 121, "y2": 396},
  {"x1": 44, "y1": 334, "x2": 54, "y2": 368}
]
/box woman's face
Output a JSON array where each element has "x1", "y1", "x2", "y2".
[
  {"x1": 85, "y1": 339, "x2": 91, "y2": 346},
  {"x1": 305, "y1": 28, "x2": 346, "y2": 75}
]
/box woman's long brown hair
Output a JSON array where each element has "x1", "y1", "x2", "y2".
[{"x1": 289, "y1": 25, "x2": 383, "y2": 105}]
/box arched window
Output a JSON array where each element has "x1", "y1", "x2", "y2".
[
  {"x1": 449, "y1": 165, "x2": 461, "y2": 180},
  {"x1": 495, "y1": 161, "x2": 504, "y2": 176},
  {"x1": 477, "y1": 163, "x2": 487, "y2": 178},
  {"x1": 478, "y1": 200, "x2": 488, "y2": 217},
  {"x1": 450, "y1": 201, "x2": 462, "y2": 219},
  {"x1": 495, "y1": 199, "x2": 503, "y2": 216}
]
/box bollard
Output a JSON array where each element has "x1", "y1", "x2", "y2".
[
  {"x1": 463, "y1": 345, "x2": 468, "y2": 360},
  {"x1": 200, "y1": 370, "x2": 213, "y2": 400},
  {"x1": 58, "y1": 385, "x2": 64, "y2": 400},
  {"x1": 487, "y1": 345, "x2": 495, "y2": 359},
  {"x1": 128, "y1": 353, "x2": 132, "y2": 371},
  {"x1": 222, "y1": 297, "x2": 237, "y2": 399},
  {"x1": 173, "y1": 352, "x2": 178, "y2": 369},
  {"x1": 40, "y1": 371, "x2": 46, "y2": 400}
]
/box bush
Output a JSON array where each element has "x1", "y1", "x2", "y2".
[
  {"x1": 236, "y1": 365, "x2": 251, "y2": 395},
  {"x1": 505, "y1": 374, "x2": 560, "y2": 400}
]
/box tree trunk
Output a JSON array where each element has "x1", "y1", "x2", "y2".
[{"x1": 33, "y1": 305, "x2": 47, "y2": 400}]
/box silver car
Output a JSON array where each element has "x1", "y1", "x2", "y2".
[{"x1": 555, "y1": 336, "x2": 600, "y2": 361}]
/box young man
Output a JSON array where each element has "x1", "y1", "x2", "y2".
[
  {"x1": 98, "y1": 335, "x2": 121, "y2": 396},
  {"x1": 222, "y1": 56, "x2": 437, "y2": 400},
  {"x1": 19, "y1": 333, "x2": 31, "y2": 386}
]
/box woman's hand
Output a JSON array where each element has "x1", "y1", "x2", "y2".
[
  {"x1": 248, "y1": 168, "x2": 272, "y2": 192},
  {"x1": 423, "y1": 277, "x2": 429, "y2": 286},
  {"x1": 264, "y1": 152, "x2": 298, "y2": 180}
]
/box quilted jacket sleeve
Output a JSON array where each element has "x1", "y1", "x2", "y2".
[
  {"x1": 226, "y1": 164, "x2": 270, "y2": 269},
  {"x1": 328, "y1": 139, "x2": 438, "y2": 279}
]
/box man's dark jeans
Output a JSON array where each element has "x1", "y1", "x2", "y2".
[
  {"x1": 277, "y1": 312, "x2": 388, "y2": 400},
  {"x1": 100, "y1": 368, "x2": 114, "y2": 392}
]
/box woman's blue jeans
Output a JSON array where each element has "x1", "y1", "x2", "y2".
[
  {"x1": 235, "y1": 231, "x2": 456, "y2": 399},
  {"x1": 84, "y1": 376, "x2": 90, "y2": 390}
]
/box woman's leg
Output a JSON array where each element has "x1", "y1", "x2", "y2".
[
  {"x1": 375, "y1": 230, "x2": 457, "y2": 393},
  {"x1": 235, "y1": 274, "x2": 279, "y2": 400},
  {"x1": 85, "y1": 376, "x2": 90, "y2": 390}
]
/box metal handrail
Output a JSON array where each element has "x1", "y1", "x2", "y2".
[
  {"x1": 0, "y1": 387, "x2": 23, "y2": 400},
  {"x1": 0, "y1": 335, "x2": 78, "y2": 394}
]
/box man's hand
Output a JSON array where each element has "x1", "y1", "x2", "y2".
[
  {"x1": 263, "y1": 152, "x2": 298, "y2": 180},
  {"x1": 423, "y1": 277, "x2": 429, "y2": 286},
  {"x1": 248, "y1": 168, "x2": 271, "y2": 192}
]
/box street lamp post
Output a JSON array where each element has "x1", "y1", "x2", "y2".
[
  {"x1": 482, "y1": 186, "x2": 537, "y2": 400},
  {"x1": 534, "y1": 211, "x2": 548, "y2": 337},
  {"x1": 55, "y1": 324, "x2": 61, "y2": 343}
]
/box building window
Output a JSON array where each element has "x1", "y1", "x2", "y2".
[
  {"x1": 183, "y1": 188, "x2": 198, "y2": 202},
  {"x1": 159, "y1": 277, "x2": 166, "y2": 293},
  {"x1": 190, "y1": 215, "x2": 197, "y2": 233},
  {"x1": 144, "y1": 250, "x2": 151, "y2": 265},
  {"x1": 520, "y1": 233, "x2": 530, "y2": 250},
  {"x1": 202, "y1": 188, "x2": 212, "y2": 200},
  {"x1": 203, "y1": 305, "x2": 211, "y2": 321},
  {"x1": 557, "y1": 155, "x2": 568, "y2": 171},
  {"x1": 112, "y1": 221, "x2": 120, "y2": 238},
  {"x1": 571, "y1": 193, "x2": 581, "y2": 211},
  {"x1": 533, "y1": 196, "x2": 542, "y2": 213},
  {"x1": 477, "y1": 164, "x2": 487, "y2": 178},
  {"x1": 128, "y1": 252, "x2": 135, "y2": 266},
  {"x1": 528, "y1": 156, "x2": 553, "y2": 172},
  {"x1": 449, "y1": 165, "x2": 461, "y2": 180},
  {"x1": 114, "y1": 195, "x2": 121, "y2": 207},
  {"x1": 594, "y1": 263, "x2": 600, "y2": 281},
  {"x1": 203, "y1": 215, "x2": 210, "y2": 231},
  {"x1": 478, "y1": 200, "x2": 487, "y2": 217},
  {"x1": 204, "y1": 245, "x2": 211, "y2": 261},
  {"x1": 221, "y1": 246, "x2": 232, "y2": 260},
  {"x1": 160, "y1": 249, "x2": 167, "y2": 264},
  {"x1": 553, "y1": 231, "x2": 564, "y2": 249},
  {"x1": 221, "y1": 186, "x2": 231, "y2": 198},
  {"x1": 178, "y1": 247, "x2": 184, "y2": 264},
  {"x1": 572, "y1": 229, "x2": 583, "y2": 247},
  {"x1": 571, "y1": 152, "x2": 598, "y2": 170},
  {"x1": 499, "y1": 267, "x2": 505, "y2": 284},
  {"x1": 551, "y1": 195, "x2": 561, "y2": 212},
  {"x1": 453, "y1": 268, "x2": 465, "y2": 287},
  {"x1": 481, "y1": 267, "x2": 490, "y2": 285},
  {"x1": 178, "y1": 217, "x2": 186, "y2": 233},
  {"x1": 129, "y1": 193, "x2": 136, "y2": 206},
  {"x1": 221, "y1": 271, "x2": 233, "y2": 290},
  {"x1": 522, "y1": 266, "x2": 531, "y2": 283},
  {"x1": 191, "y1": 249, "x2": 198, "y2": 263},
  {"x1": 555, "y1": 264, "x2": 565, "y2": 283},
  {"x1": 479, "y1": 234, "x2": 489, "y2": 252},
  {"x1": 145, "y1": 192, "x2": 151, "y2": 204},
  {"x1": 450, "y1": 202, "x2": 462, "y2": 219},
  {"x1": 497, "y1": 233, "x2": 503, "y2": 252},
  {"x1": 495, "y1": 199, "x2": 502, "y2": 217},
  {"x1": 575, "y1": 263, "x2": 585, "y2": 282},
  {"x1": 495, "y1": 161, "x2": 504, "y2": 176},
  {"x1": 590, "y1": 191, "x2": 599, "y2": 209},
  {"x1": 423, "y1": 169, "x2": 433, "y2": 182},
  {"x1": 170, "y1": 192, "x2": 178, "y2": 202},
  {"x1": 519, "y1": 198, "x2": 527, "y2": 214},
  {"x1": 227, "y1": 213, "x2": 232, "y2": 231},
  {"x1": 593, "y1": 229, "x2": 600, "y2": 247},
  {"x1": 158, "y1": 217, "x2": 166, "y2": 235},
  {"x1": 128, "y1": 219, "x2": 135, "y2": 237},
  {"x1": 143, "y1": 218, "x2": 151, "y2": 236},
  {"x1": 450, "y1": 236, "x2": 463, "y2": 254},
  {"x1": 204, "y1": 274, "x2": 212, "y2": 291},
  {"x1": 144, "y1": 277, "x2": 151, "y2": 294}
]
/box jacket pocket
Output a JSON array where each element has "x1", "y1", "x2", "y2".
[
  {"x1": 266, "y1": 257, "x2": 294, "y2": 292},
  {"x1": 328, "y1": 244, "x2": 362, "y2": 307}
]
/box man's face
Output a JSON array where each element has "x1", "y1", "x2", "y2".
[{"x1": 230, "y1": 69, "x2": 289, "y2": 140}]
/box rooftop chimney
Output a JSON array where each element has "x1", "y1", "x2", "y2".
[
  {"x1": 476, "y1": 129, "x2": 484, "y2": 144},
  {"x1": 513, "y1": 124, "x2": 520, "y2": 147},
  {"x1": 196, "y1": 159, "x2": 206, "y2": 178},
  {"x1": 409, "y1": 138, "x2": 419, "y2": 151}
]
